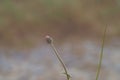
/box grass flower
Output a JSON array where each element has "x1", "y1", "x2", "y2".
[
  {"x1": 45, "y1": 35, "x2": 71, "y2": 80},
  {"x1": 45, "y1": 26, "x2": 107, "y2": 80}
]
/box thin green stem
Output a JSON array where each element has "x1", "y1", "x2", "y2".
[
  {"x1": 50, "y1": 43, "x2": 70, "y2": 80},
  {"x1": 45, "y1": 35, "x2": 70, "y2": 80},
  {"x1": 95, "y1": 26, "x2": 107, "y2": 80}
]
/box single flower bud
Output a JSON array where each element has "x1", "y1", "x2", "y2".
[{"x1": 45, "y1": 35, "x2": 53, "y2": 44}]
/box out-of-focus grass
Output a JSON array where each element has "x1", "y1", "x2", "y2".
[
  {"x1": 95, "y1": 26, "x2": 107, "y2": 80},
  {"x1": 0, "y1": 0, "x2": 120, "y2": 48}
]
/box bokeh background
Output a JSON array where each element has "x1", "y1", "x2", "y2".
[{"x1": 0, "y1": 0, "x2": 120, "y2": 80}]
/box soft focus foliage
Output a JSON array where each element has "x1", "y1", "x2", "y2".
[
  {"x1": 0, "y1": 1, "x2": 120, "y2": 80},
  {"x1": 0, "y1": 0, "x2": 120, "y2": 48}
]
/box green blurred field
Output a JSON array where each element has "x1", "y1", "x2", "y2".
[
  {"x1": 0, "y1": 1, "x2": 120, "y2": 80},
  {"x1": 0, "y1": 0, "x2": 120, "y2": 48}
]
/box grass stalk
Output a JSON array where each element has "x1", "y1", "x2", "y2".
[
  {"x1": 95, "y1": 26, "x2": 107, "y2": 80},
  {"x1": 46, "y1": 36, "x2": 71, "y2": 80}
]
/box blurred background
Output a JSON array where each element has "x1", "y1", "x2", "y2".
[{"x1": 0, "y1": 0, "x2": 120, "y2": 80}]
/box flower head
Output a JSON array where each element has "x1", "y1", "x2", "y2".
[{"x1": 45, "y1": 35, "x2": 53, "y2": 44}]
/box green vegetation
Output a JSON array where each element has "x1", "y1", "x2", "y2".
[
  {"x1": 95, "y1": 26, "x2": 107, "y2": 80},
  {"x1": 0, "y1": 0, "x2": 119, "y2": 49},
  {"x1": 46, "y1": 26, "x2": 107, "y2": 80},
  {"x1": 46, "y1": 35, "x2": 71, "y2": 80}
]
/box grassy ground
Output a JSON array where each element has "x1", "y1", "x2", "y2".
[{"x1": 0, "y1": 0, "x2": 120, "y2": 48}]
